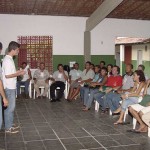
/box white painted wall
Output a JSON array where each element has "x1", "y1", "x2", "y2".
[
  {"x1": 0, "y1": 14, "x2": 87, "y2": 55},
  {"x1": 132, "y1": 43, "x2": 150, "y2": 61},
  {"x1": 91, "y1": 18, "x2": 150, "y2": 55}
]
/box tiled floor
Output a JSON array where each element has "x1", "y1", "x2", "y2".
[{"x1": 1, "y1": 97, "x2": 150, "y2": 150}]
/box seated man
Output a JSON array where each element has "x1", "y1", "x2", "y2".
[
  {"x1": 17, "y1": 62, "x2": 32, "y2": 99},
  {"x1": 82, "y1": 66, "x2": 108, "y2": 111},
  {"x1": 67, "y1": 61, "x2": 95, "y2": 101},
  {"x1": 69, "y1": 63, "x2": 82, "y2": 84},
  {"x1": 105, "y1": 64, "x2": 134, "y2": 114},
  {"x1": 33, "y1": 62, "x2": 49, "y2": 99},
  {"x1": 94, "y1": 65, "x2": 123, "y2": 114},
  {"x1": 50, "y1": 64, "x2": 68, "y2": 102}
]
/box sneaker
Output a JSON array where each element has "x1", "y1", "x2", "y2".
[
  {"x1": 12, "y1": 124, "x2": 20, "y2": 130},
  {"x1": 5, "y1": 127, "x2": 19, "y2": 134}
]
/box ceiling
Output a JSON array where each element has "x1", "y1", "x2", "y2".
[{"x1": 0, "y1": 0, "x2": 150, "y2": 20}]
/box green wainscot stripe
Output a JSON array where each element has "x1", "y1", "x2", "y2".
[
  {"x1": 53, "y1": 55, "x2": 84, "y2": 71},
  {"x1": 91, "y1": 55, "x2": 115, "y2": 66},
  {"x1": 120, "y1": 61, "x2": 126, "y2": 75},
  {"x1": 142, "y1": 61, "x2": 150, "y2": 77},
  {"x1": 132, "y1": 60, "x2": 137, "y2": 71}
]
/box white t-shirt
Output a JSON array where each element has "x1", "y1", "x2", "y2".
[
  {"x1": 21, "y1": 65, "x2": 30, "y2": 81},
  {"x1": 2, "y1": 55, "x2": 17, "y2": 89},
  {"x1": 69, "y1": 69, "x2": 82, "y2": 81}
]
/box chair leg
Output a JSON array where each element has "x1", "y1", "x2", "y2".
[
  {"x1": 133, "y1": 118, "x2": 137, "y2": 129},
  {"x1": 148, "y1": 127, "x2": 150, "y2": 137},
  {"x1": 34, "y1": 89, "x2": 35, "y2": 99},
  {"x1": 109, "y1": 110, "x2": 112, "y2": 115},
  {"x1": 123, "y1": 108, "x2": 128, "y2": 122},
  {"x1": 95, "y1": 101, "x2": 99, "y2": 112}
]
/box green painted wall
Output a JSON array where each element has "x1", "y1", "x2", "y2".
[
  {"x1": 1, "y1": 54, "x2": 116, "y2": 72},
  {"x1": 132, "y1": 60, "x2": 150, "y2": 77},
  {"x1": 53, "y1": 55, "x2": 84, "y2": 71},
  {"x1": 91, "y1": 55, "x2": 115, "y2": 66}
]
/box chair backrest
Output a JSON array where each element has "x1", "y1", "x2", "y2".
[{"x1": 30, "y1": 69, "x2": 38, "y2": 83}]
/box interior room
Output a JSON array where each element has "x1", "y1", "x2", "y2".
[{"x1": 0, "y1": 0, "x2": 150, "y2": 150}]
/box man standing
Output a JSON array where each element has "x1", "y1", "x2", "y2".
[
  {"x1": 2, "y1": 41, "x2": 25, "y2": 133},
  {"x1": 0, "y1": 42, "x2": 9, "y2": 131}
]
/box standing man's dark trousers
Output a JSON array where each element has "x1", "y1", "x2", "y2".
[{"x1": 50, "y1": 81, "x2": 65, "y2": 100}]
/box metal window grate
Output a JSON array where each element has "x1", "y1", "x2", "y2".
[{"x1": 17, "y1": 36, "x2": 53, "y2": 73}]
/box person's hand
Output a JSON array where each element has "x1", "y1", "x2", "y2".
[
  {"x1": 45, "y1": 79, "x2": 49, "y2": 84},
  {"x1": 17, "y1": 70, "x2": 25, "y2": 76},
  {"x1": 105, "y1": 88, "x2": 112, "y2": 94},
  {"x1": 121, "y1": 94, "x2": 127, "y2": 100},
  {"x1": 3, "y1": 98, "x2": 8, "y2": 107}
]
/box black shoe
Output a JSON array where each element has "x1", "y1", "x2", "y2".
[
  {"x1": 112, "y1": 112, "x2": 120, "y2": 116},
  {"x1": 42, "y1": 96, "x2": 46, "y2": 99},
  {"x1": 56, "y1": 99, "x2": 61, "y2": 102},
  {"x1": 16, "y1": 95, "x2": 21, "y2": 99},
  {"x1": 25, "y1": 94, "x2": 29, "y2": 99},
  {"x1": 50, "y1": 99, "x2": 56, "y2": 102}
]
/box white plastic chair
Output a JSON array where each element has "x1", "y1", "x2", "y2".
[
  {"x1": 19, "y1": 81, "x2": 32, "y2": 98},
  {"x1": 33, "y1": 80, "x2": 51, "y2": 99},
  {"x1": 54, "y1": 80, "x2": 69, "y2": 99}
]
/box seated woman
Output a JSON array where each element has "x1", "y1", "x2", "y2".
[
  {"x1": 128, "y1": 79, "x2": 150, "y2": 133},
  {"x1": 114, "y1": 70, "x2": 146, "y2": 125},
  {"x1": 82, "y1": 67, "x2": 108, "y2": 111},
  {"x1": 67, "y1": 61, "x2": 95, "y2": 101}
]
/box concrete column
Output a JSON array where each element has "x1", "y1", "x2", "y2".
[
  {"x1": 84, "y1": 31, "x2": 91, "y2": 63},
  {"x1": 120, "y1": 45, "x2": 125, "y2": 75}
]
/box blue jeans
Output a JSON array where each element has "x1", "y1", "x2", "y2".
[
  {"x1": 121, "y1": 97, "x2": 139, "y2": 112},
  {"x1": 80, "y1": 87, "x2": 86, "y2": 101},
  {"x1": 4, "y1": 88, "x2": 16, "y2": 130},
  {"x1": 0, "y1": 96, "x2": 2, "y2": 129},
  {"x1": 94, "y1": 92, "x2": 105, "y2": 110},
  {"x1": 84, "y1": 88, "x2": 99, "y2": 108},
  {"x1": 17, "y1": 80, "x2": 30, "y2": 95},
  {"x1": 105, "y1": 92, "x2": 121, "y2": 112}
]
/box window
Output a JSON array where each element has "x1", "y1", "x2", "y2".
[{"x1": 18, "y1": 36, "x2": 53, "y2": 72}]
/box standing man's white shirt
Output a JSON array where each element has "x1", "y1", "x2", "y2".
[{"x1": 2, "y1": 55, "x2": 17, "y2": 89}]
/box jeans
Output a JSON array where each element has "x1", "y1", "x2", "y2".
[
  {"x1": 4, "y1": 88, "x2": 16, "y2": 130},
  {"x1": 94, "y1": 92, "x2": 105, "y2": 110},
  {"x1": 121, "y1": 97, "x2": 139, "y2": 112},
  {"x1": 80, "y1": 87, "x2": 85, "y2": 101},
  {"x1": 0, "y1": 96, "x2": 2, "y2": 129},
  {"x1": 105, "y1": 92, "x2": 121, "y2": 112},
  {"x1": 83, "y1": 88, "x2": 99, "y2": 108},
  {"x1": 17, "y1": 80, "x2": 30, "y2": 95}
]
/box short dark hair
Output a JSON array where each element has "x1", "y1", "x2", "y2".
[
  {"x1": 100, "y1": 61, "x2": 105, "y2": 65},
  {"x1": 40, "y1": 62, "x2": 45, "y2": 65},
  {"x1": 0, "y1": 42, "x2": 2, "y2": 49},
  {"x1": 134, "y1": 70, "x2": 146, "y2": 82},
  {"x1": 57, "y1": 64, "x2": 63, "y2": 69},
  {"x1": 101, "y1": 67, "x2": 108, "y2": 74},
  {"x1": 75, "y1": 63, "x2": 79, "y2": 66},
  {"x1": 95, "y1": 65, "x2": 100, "y2": 69},
  {"x1": 126, "y1": 64, "x2": 133, "y2": 69},
  {"x1": 113, "y1": 65, "x2": 120, "y2": 74},
  {"x1": 86, "y1": 61, "x2": 91, "y2": 66},
  {"x1": 22, "y1": 62, "x2": 27, "y2": 65},
  {"x1": 8, "y1": 41, "x2": 20, "y2": 52},
  {"x1": 107, "y1": 64, "x2": 113, "y2": 68},
  {"x1": 138, "y1": 64, "x2": 145, "y2": 71}
]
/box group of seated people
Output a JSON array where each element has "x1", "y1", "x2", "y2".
[
  {"x1": 67, "y1": 61, "x2": 150, "y2": 133},
  {"x1": 17, "y1": 60, "x2": 150, "y2": 133},
  {"x1": 17, "y1": 62, "x2": 69, "y2": 101}
]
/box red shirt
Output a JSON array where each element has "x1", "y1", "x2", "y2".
[{"x1": 106, "y1": 75, "x2": 122, "y2": 88}]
